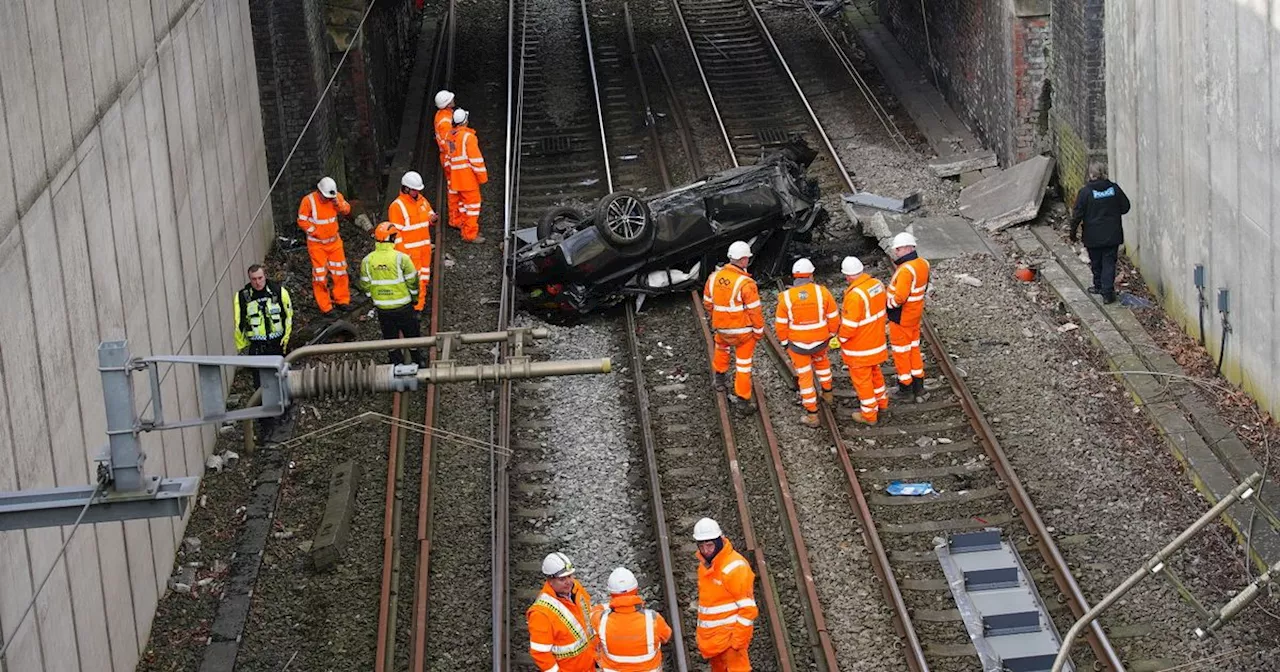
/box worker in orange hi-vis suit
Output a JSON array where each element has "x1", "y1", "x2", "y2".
[
  {"x1": 885, "y1": 232, "x2": 931, "y2": 403},
  {"x1": 527, "y1": 552, "x2": 597, "y2": 672},
  {"x1": 693, "y1": 517, "x2": 757, "y2": 672},
  {"x1": 703, "y1": 241, "x2": 765, "y2": 415},
  {"x1": 388, "y1": 170, "x2": 437, "y2": 311},
  {"x1": 433, "y1": 90, "x2": 461, "y2": 230},
  {"x1": 446, "y1": 108, "x2": 488, "y2": 244},
  {"x1": 836, "y1": 256, "x2": 890, "y2": 425},
  {"x1": 774, "y1": 258, "x2": 839, "y2": 427},
  {"x1": 590, "y1": 567, "x2": 673, "y2": 672},
  {"x1": 296, "y1": 176, "x2": 352, "y2": 313}
]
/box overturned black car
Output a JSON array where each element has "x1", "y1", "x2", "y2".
[{"x1": 513, "y1": 141, "x2": 826, "y2": 315}]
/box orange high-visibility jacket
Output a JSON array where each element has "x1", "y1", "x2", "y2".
[
  {"x1": 527, "y1": 580, "x2": 597, "y2": 672},
  {"x1": 388, "y1": 192, "x2": 435, "y2": 251},
  {"x1": 590, "y1": 592, "x2": 672, "y2": 672},
  {"x1": 775, "y1": 280, "x2": 838, "y2": 353},
  {"x1": 702, "y1": 264, "x2": 765, "y2": 337},
  {"x1": 433, "y1": 108, "x2": 453, "y2": 161},
  {"x1": 838, "y1": 273, "x2": 889, "y2": 366},
  {"x1": 447, "y1": 126, "x2": 488, "y2": 191},
  {"x1": 695, "y1": 538, "x2": 757, "y2": 659},
  {"x1": 887, "y1": 255, "x2": 929, "y2": 327},
  {"x1": 297, "y1": 190, "x2": 350, "y2": 243}
]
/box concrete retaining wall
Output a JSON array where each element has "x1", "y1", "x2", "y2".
[
  {"x1": 1106, "y1": 0, "x2": 1280, "y2": 417},
  {"x1": 0, "y1": 1, "x2": 270, "y2": 670}
]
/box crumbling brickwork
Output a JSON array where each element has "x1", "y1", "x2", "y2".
[
  {"x1": 251, "y1": 0, "x2": 421, "y2": 235},
  {"x1": 877, "y1": 0, "x2": 1050, "y2": 165},
  {"x1": 1048, "y1": 0, "x2": 1106, "y2": 198}
]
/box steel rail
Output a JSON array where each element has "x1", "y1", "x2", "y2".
[
  {"x1": 922, "y1": 321, "x2": 1125, "y2": 670},
  {"x1": 751, "y1": 382, "x2": 841, "y2": 671},
  {"x1": 375, "y1": 389, "x2": 409, "y2": 672},
  {"x1": 409, "y1": 3, "x2": 458, "y2": 668},
  {"x1": 762, "y1": 333, "x2": 928, "y2": 671},
  {"x1": 691, "y1": 293, "x2": 796, "y2": 672}
]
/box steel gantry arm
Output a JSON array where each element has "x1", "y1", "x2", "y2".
[{"x1": 0, "y1": 329, "x2": 610, "y2": 533}]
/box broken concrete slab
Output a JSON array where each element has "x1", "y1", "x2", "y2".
[
  {"x1": 927, "y1": 149, "x2": 998, "y2": 178},
  {"x1": 959, "y1": 154, "x2": 1054, "y2": 231},
  {"x1": 861, "y1": 212, "x2": 990, "y2": 260},
  {"x1": 958, "y1": 171, "x2": 983, "y2": 187},
  {"x1": 311, "y1": 460, "x2": 363, "y2": 571},
  {"x1": 845, "y1": 190, "x2": 922, "y2": 214}
]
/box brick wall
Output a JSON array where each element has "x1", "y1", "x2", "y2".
[
  {"x1": 251, "y1": 0, "x2": 420, "y2": 234},
  {"x1": 878, "y1": 0, "x2": 1050, "y2": 165},
  {"x1": 1048, "y1": 0, "x2": 1106, "y2": 199}
]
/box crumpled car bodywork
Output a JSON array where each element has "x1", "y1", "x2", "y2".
[{"x1": 513, "y1": 141, "x2": 826, "y2": 314}]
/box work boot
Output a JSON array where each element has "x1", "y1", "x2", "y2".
[
  {"x1": 850, "y1": 413, "x2": 877, "y2": 426},
  {"x1": 713, "y1": 371, "x2": 728, "y2": 392},
  {"x1": 729, "y1": 394, "x2": 757, "y2": 416},
  {"x1": 800, "y1": 412, "x2": 820, "y2": 427},
  {"x1": 820, "y1": 390, "x2": 834, "y2": 405},
  {"x1": 466, "y1": 235, "x2": 487, "y2": 244},
  {"x1": 1102, "y1": 293, "x2": 1116, "y2": 305},
  {"x1": 890, "y1": 381, "x2": 913, "y2": 399},
  {"x1": 1087, "y1": 286, "x2": 1100, "y2": 295},
  {"x1": 912, "y1": 377, "x2": 929, "y2": 403}
]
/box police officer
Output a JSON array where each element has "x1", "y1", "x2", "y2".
[
  {"x1": 234, "y1": 263, "x2": 293, "y2": 389},
  {"x1": 1069, "y1": 162, "x2": 1131, "y2": 304},
  {"x1": 359, "y1": 222, "x2": 426, "y2": 367}
]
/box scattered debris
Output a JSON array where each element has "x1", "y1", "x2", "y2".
[
  {"x1": 954, "y1": 273, "x2": 983, "y2": 287},
  {"x1": 355, "y1": 213, "x2": 374, "y2": 232},
  {"x1": 959, "y1": 154, "x2": 1054, "y2": 231},
  {"x1": 1118, "y1": 291, "x2": 1153, "y2": 308},
  {"x1": 927, "y1": 149, "x2": 998, "y2": 178},
  {"x1": 886, "y1": 481, "x2": 935, "y2": 496},
  {"x1": 182, "y1": 537, "x2": 202, "y2": 554},
  {"x1": 1057, "y1": 322, "x2": 1079, "y2": 333},
  {"x1": 844, "y1": 190, "x2": 922, "y2": 214}
]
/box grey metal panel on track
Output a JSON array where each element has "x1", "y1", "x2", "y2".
[{"x1": 937, "y1": 529, "x2": 1072, "y2": 672}]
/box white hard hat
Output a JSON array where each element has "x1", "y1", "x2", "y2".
[
  {"x1": 791, "y1": 258, "x2": 815, "y2": 276},
  {"x1": 434, "y1": 90, "x2": 455, "y2": 109},
  {"x1": 453, "y1": 108, "x2": 470, "y2": 125},
  {"x1": 317, "y1": 176, "x2": 338, "y2": 198},
  {"x1": 401, "y1": 171, "x2": 425, "y2": 191},
  {"x1": 891, "y1": 232, "x2": 917, "y2": 250},
  {"x1": 693, "y1": 517, "x2": 723, "y2": 541},
  {"x1": 607, "y1": 567, "x2": 638, "y2": 594},
  {"x1": 841, "y1": 256, "x2": 864, "y2": 276},
  {"x1": 726, "y1": 241, "x2": 753, "y2": 261},
  {"x1": 541, "y1": 552, "x2": 575, "y2": 578}
]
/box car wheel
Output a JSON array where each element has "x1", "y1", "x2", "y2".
[
  {"x1": 537, "y1": 206, "x2": 584, "y2": 239},
  {"x1": 594, "y1": 191, "x2": 654, "y2": 253}
]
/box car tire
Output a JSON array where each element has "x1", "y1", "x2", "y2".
[
  {"x1": 537, "y1": 206, "x2": 584, "y2": 239},
  {"x1": 593, "y1": 191, "x2": 654, "y2": 254}
]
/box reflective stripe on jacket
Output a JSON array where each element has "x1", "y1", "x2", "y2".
[
  {"x1": 590, "y1": 592, "x2": 671, "y2": 672},
  {"x1": 358, "y1": 242, "x2": 419, "y2": 309},
  {"x1": 434, "y1": 108, "x2": 454, "y2": 156},
  {"x1": 296, "y1": 190, "x2": 350, "y2": 242},
  {"x1": 887, "y1": 254, "x2": 929, "y2": 327},
  {"x1": 389, "y1": 192, "x2": 435, "y2": 251},
  {"x1": 234, "y1": 281, "x2": 293, "y2": 351},
  {"x1": 775, "y1": 280, "x2": 838, "y2": 353},
  {"x1": 702, "y1": 264, "x2": 765, "y2": 337},
  {"x1": 447, "y1": 126, "x2": 488, "y2": 191},
  {"x1": 837, "y1": 273, "x2": 888, "y2": 365},
  {"x1": 695, "y1": 538, "x2": 757, "y2": 659},
  {"x1": 527, "y1": 580, "x2": 597, "y2": 672}
]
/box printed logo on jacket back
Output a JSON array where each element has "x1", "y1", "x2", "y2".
[{"x1": 1092, "y1": 186, "x2": 1116, "y2": 199}]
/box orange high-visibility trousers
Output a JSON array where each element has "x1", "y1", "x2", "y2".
[
  {"x1": 787, "y1": 349, "x2": 832, "y2": 412},
  {"x1": 406, "y1": 244, "x2": 433, "y2": 310},
  {"x1": 459, "y1": 189, "x2": 482, "y2": 241},
  {"x1": 889, "y1": 322, "x2": 924, "y2": 385},
  {"x1": 708, "y1": 647, "x2": 751, "y2": 672},
  {"x1": 845, "y1": 363, "x2": 888, "y2": 423},
  {"x1": 712, "y1": 333, "x2": 756, "y2": 400},
  {"x1": 307, "y1": 239, "x2": 350, "y2": 312},
  {"x1": 440, "y1": 160, "x2": 461, "y2": 230}
]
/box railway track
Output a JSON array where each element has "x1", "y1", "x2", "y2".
[
  {"x1": 663, "y1": 0, "x2": 1125, "y2": 669},
  {"x1": 374, "y1": 5, "x2": 455, "y2": 671}
]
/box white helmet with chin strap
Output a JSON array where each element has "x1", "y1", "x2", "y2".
[
  {"x1": 401, "y1": 171, "x2": 425, "y2": 191},
  {"x1": 317, "y1": 176, "x2": 338, "y2": 198},
  {"x1": 434, "y1": 90, "x2": 455, "y2": 109},
  {"x1": 891, "y1": 232, "x2": 917, "y2": 250},
  {"x1": 726, "y1": 241, "x2": 752, "y2": 261},
  {"x1": 791, "y1": 258, "x2": 815, "y2": 276},
  {"x1": 453, "y1": 108, "x2": 470, "y2": 125},
  {"x1": 607, "y1": 567, "x2": 638, "y2": 594},
  {"x1": 541, "y1": 552, "x2": 576, "y2": 578},
  {"x1": 841, "y1": 256, "x2": 864, "y2": 276},
  {"x1": 693, "y1": 517, "x2": 723, "y2": 541}
]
